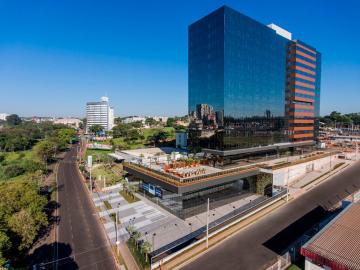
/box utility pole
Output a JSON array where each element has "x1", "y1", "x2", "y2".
[
  {"x1": 206, "y1": 198, "x2": 209, "y2": 249},
  {"x1": 286, "y1": 168, "x2": 290, "y2": 202},
  {"x1": 90, "y1": 167, "x2": 93, "y2": 192},
  {"x1": 88, "y1": 155, "x2": 93, "y2": 192},
  {"x1": 330, "y1": 153, "x2": 332, "y2": 169}
]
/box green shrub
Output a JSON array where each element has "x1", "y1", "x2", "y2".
[
  {"x1": 0, "y1": 154, "x2": 5, "y2": 164},
  {"x1": 104, "y1": 200, "x2": 112, "y2": 210},
  {"x1": 21, "y1": 160, "x2": 45, "y2": 173},
  {"x1": 3, "y1": 164, "x2": 25, "y2": 178}
]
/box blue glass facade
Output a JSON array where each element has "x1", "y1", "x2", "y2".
[{"x1": 188, "y1": 6, "x2": 292, "y2": 151}]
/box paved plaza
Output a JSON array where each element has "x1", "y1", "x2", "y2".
[{"x1": 92, "y1": 184, "x2": 261, "y2": 251}]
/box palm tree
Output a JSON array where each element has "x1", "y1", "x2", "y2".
[
  {"x1": 133, "y1": 230, "x2": 142, "y2": 249},
  {"x1": 141, "y1": 240, "x2": 152, "y2": 263},
  {"x1": 127, "y1": 225, "x2": 135, "y2": 237}
]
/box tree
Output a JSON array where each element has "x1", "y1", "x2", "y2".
[
  {"x1": 129, "y1": 121, "x2": 143, "y2": 129},
  {"x1": 34, "y1": 140, "x2": 57, "y2": 163},
  {"x1": 132, "y1": 230, "x2": 142, "y2": 249},
  {"x1": 149, "y1": 131, "x2": 169, "y2": 145},
  {"x1": 166, "y1": 117, "x2": 176, "y2": 127},
  {"x1": 145, "y1": 117, "x2": 157, "y2": 127},
  {"x1": 141, "y1": 240, "x2": 151, "y2": 263},
  {"x1": 112, "y1": 124, "x2": 128, "y2": 138},
  {"x1": 6, "y1": 114, "x2": 22, "y2": 126},
  {"x1": 56, "y1": 128, "x2": 77, "y2": 145},
  {"x1": 0, "y1": 231, "x2": 11, "y2": 266},
  {"x1": 8, "y1": 209, "x2": 38, "y2": 250},
  {"x1": 0, "y1": 181, "x2": 47, "y2": 263},
  {"x1": 89, "y1": 124, "x2": 104, "y2": 135},
  {"x1": 79, "y1": 118, "x2": 86, "y2": 130},
  {"x1": 127, "y1": 225, "x2": 135, "y2": 237},
  {"x1": 3, "y1": 164, "x2": 25, "y2": 179}
]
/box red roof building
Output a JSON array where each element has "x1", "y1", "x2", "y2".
[{"x1": 301, "y1": 202, "x2": 360, "y2": 270}]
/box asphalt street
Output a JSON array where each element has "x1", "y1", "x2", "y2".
[
  {"x1": 56, "y1": 146, "x2": 117, "y2": 270},
  {"x1": 181, "y1": 161, "x2": 360, "y2": 270}
]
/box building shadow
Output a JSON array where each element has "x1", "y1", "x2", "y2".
[
  {"x1": 28, "y1": 242, "x2": 78, "y2": 270},
  {"x1": 262, "y1": 205, "x2": 343, "y2": 265}
]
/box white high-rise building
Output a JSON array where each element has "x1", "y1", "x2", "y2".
[{"x1": 86, "y1": 97, "x2": 115, "y2": 133}]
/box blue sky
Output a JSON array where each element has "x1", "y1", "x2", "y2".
[{"x1": 0, "y1": 0, "x2": 359, "y2": 117}]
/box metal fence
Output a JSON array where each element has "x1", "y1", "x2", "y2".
[{"x1": 265, "y1": 252, "x2": 291, "y2": 270}]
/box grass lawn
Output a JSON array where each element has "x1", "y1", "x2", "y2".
[
  {"x1": 111, "y1": 137, "x2": 146, "y2": 150},
  {"x1": 287, "y1": 264, "x2": 301, "y2": 270},
  {"x1": 120, "y1": 190, "x2": 140, "y2": 203},
  {"x1": 104, "y1": 200, "x2": 112, "y2": 210},
  {"x1": 3, "y1": 148, "x2": 37, "y2": 163},
  {"x1": 85, "y1": 149, "x2": 111, "y2": 161},
  {"x1": 92, "y1": 164, "x2": 123, "y2": 186},
  {"x1": 142, "y1": 127, "x2": 175, "y2": 140},
  {"x1": 110, "y1": 127, "x2": 176, "y2": 151}
]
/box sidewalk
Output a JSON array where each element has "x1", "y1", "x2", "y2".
[{"x1": 118, "y1": 242, "x2": 140, "y2": 270}]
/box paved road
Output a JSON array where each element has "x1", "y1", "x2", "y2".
[
  {"x1": 56, "y1": 146, "x2": 117, "y2": 269},
  {"x1": 181, "y1": 161, "x2": 360, "y2": 270}
]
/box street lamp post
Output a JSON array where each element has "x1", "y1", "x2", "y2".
[
  {"x1": 152, "y1": 233, "x2": 156, "y2": 252},
  {"x1": 89, "y1": 167, "x2": 93, "y2": 192}
]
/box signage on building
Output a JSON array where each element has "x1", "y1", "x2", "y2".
[{"x1": 141, "y1": 182, "x2": 162, "y2": 198}]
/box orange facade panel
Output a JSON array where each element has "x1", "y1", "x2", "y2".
[
  {"x1": 290, "y1": 104, "x2": 315, "y2": 110},
  {"x1": 289, "y1": 126, "x2": 314, "y2": 131},
  {"x1": 294, "y1": 88, "x2": 315, "y2": 96},
  {"x1": 289, "y1": 119, "x2": 314, "y2": 124},
  {"x1": 291, "y1": 96, "x2": 314, "y2": 103},
  {"x1": 289, "y1": 111, "x2": 315, "y2": 117},
  {"x1": 294, "y1": 80, "x2": 315, "y2": 89},
  {"x1": 289, "y1": 133, "x2": 314, "y2": 139},
  {"x1": 290, "y1": 57, "x2": 316, "y2": 69},
  {"x1": 296, "y1": 43, "x2": 317, "y2": 55},
  {"x1": 291, "y1": 73, "x2": 316, "y2": 82},
  {"x1": 290, "y1": 49, "x2": 316, "y2": 61},
  {"x1": 290, "y1": 65, "x2": 316, "y2": 75}
]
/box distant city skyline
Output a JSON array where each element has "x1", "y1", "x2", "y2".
[{"x1": 1, "y1": 0, "x2": 359, "y2": 117}]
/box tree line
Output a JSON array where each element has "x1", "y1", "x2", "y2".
[
  {"x1": 320, "y1": 111, "x2": 360, "y2": 126},
  {"x1": 0, "y1": 116, "x2": 77, "y2": 266}
]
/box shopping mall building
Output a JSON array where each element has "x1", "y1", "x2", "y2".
[{"x1": 124, "y1": 6, "x2": 321, "y2": 219}]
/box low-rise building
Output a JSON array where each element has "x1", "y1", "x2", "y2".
[
  {"x1": 53, "y1": 118, "x2": 82, "y2": 128},
  {"x1": 0, "y1": 113, "x2": 10, "y2": 121},
  {"x1": 301, "y1": 202, "x2": 360, "y2": 270},
  {"x1": 122, "y1": 116, "x2": 146, "y2": 124}
]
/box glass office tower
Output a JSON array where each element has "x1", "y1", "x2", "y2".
[{"x1": 188, "y1": 6, "x2": 321, "y2": 156}]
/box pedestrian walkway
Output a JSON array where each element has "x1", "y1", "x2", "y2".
[
  {"x1": 92, "y1": 186, "x2": 168, "y2": 245},
  {"x1": 118, "y1": 242, "x2": 140, "y2": 270}
]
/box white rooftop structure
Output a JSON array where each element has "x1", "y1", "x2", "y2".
[
  {"x1": 0, "y1": 113, "x2": 10, "y2": 121},
  {"x1": 267, "y1": 23, "x2": 292, "y2": 40}
]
